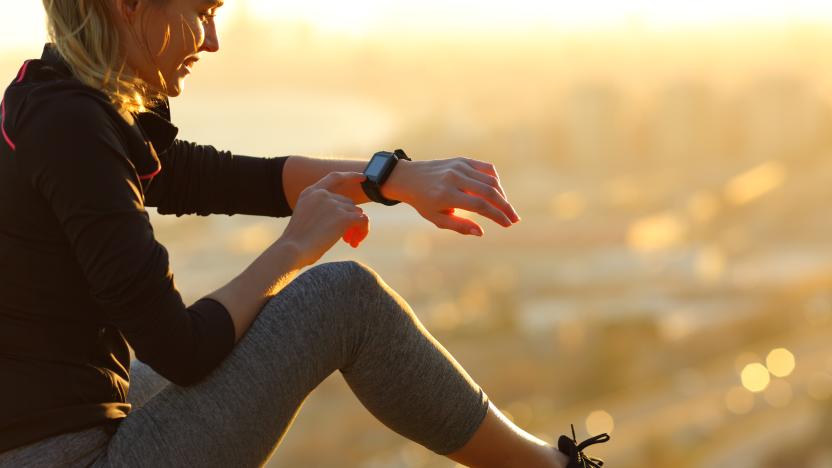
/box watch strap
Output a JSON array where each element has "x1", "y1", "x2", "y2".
[
  {"x1": 361, "y1": 149, "x2": 411, "y2": 206},
  {"x1": 361, "y1": 179, "x2": 400, "y2": 206},
  {"x1": 393, "y1": 148, "x2": 411, "y2": 162}
]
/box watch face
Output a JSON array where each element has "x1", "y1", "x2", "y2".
[{"x1": 365, "y1": 154, "x2": 391, "y2": 181}]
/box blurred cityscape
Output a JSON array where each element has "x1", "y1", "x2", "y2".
[{"x1": 5, "y1": 3, "x2": 832, "y2": 467}]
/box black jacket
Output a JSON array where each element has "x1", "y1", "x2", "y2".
[{"x1": 0, "y1": 43, "x2": 293, "y2": 452}]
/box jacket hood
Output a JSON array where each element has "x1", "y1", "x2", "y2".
[{"x1": 1, "y1": 43, "x2": 179, "y2": 157}]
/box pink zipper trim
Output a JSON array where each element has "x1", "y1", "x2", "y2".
[
  {"x1": 16, "y1": 60, "x2": 31, "y2": 83},
  {"x1": 139, "y1": 164, "x2": 162, "y2": 180},
  {"x1": 1, "y1": 61, "x2": 33, "y2": 151},
  {"x1": 1, "y1": 100, "x2": 14, "y2": 151}
]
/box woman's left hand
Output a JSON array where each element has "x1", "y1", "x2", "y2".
[{"x1": 381, "y1": 157, "x2": 521, "y2": 236}]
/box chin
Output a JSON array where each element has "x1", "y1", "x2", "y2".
[
  {"x1": 163, "y1": 78, "x2": 184, "y2": 98},
  {"x1": 165, "y1": 86, "x2": 183, "y2": 98},
  {"x1": 156, "y1": 71, "x2": 185, "y2": 98}
]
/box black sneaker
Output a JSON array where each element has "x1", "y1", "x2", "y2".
[{"x1": 557, "y1": 424, "x2": 611, "y2": 468}]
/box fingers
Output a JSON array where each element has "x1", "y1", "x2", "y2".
[
  {"x1": 452, "y1": 190, "x2": 514, "y2": 227},
  {"x1": 429, "y1": 209, "x2": 484, "y2": 236},
  {"x1": 351, "y1": 217, "x2": 370, "y2": 246},
  {"x1": 314, "y1": 171, "x2": 366, "y2": 191},
  {"x1": 300, "y1": 186, "x2": 356, "y2": 207},
  {"x1": 304, "y1": 171, "x2": 366, "y2": 208},
  {"x1": 297, "y1": 176, "x2": 370, "y2": 248},
  {"x1": 456, "y1": 176, "x2": 519, "y2": 223},
  {"x1": 459, "y1": 157, "x2": 499, "y2": 178},
  {"x1": 342, "y1": 212, "x2": 370, "y2": 248},
  {"x1": 307, "y1": 172, "x2": 366, "y2": 199},
  {"x1": 331, "y1": 193, "x2": 357, "y2": 206},
  {"x1": 456, "y1": 158, "x2": 519, "y2": 222},
  {"x1": 460, "y1": 165, "x2": 506, "y2": 198}
]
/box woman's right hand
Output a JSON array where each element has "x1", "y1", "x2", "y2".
[{"x1": 278, "y1": 172, "x2": 370, "y2": 268}]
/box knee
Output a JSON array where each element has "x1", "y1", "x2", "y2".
[
  {"x1": 303, "y1": 260, "x2": 386, "y2": 297},
  {"x1": 310, "y1": 260, "x2": 403, "y2": 310},
  {"x1": 294, "y1": 261, "x2": 390, "y2": 325},
  {"x1": 295, "y1": 261, "x2": 419, "y2": 343},
  {"x1": 260, "y1": 260, "x2": 387, "y2": 330}
]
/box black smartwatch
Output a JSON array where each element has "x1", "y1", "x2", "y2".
[{"x1": 361, "y1": 149, "x2": 411, "y2": 206}]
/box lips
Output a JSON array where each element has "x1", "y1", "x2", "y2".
[{"x1": 182, "y1": 57, "x2": 199, "y2": 71}]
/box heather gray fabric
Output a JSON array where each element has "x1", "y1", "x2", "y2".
[{"x1": 0, "y1": 261, "x2": 490, "y2": 467}]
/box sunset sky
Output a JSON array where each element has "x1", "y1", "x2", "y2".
[{"x1": 5, "y1": 0, "x2": 832, "y2": 52}]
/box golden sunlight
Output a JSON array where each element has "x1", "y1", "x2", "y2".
[
  {"x1": 11, "y1": 0, "x2": 832, "y2": 53},
  {"x1": 3, "y1": 3, "x2": 47, "y2": 50},
  {"x1": 236, "y1": 0, "x2": 832, "y2": 34}
]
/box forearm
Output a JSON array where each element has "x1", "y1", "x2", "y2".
[
  {"x1": 283, "y1": 156, "x2": 370, "y2": 209},
  {"x1": 204, "y1": 240, "x2": 304, "y2": 342},
  {"x1": 147, "y1": 140, "x2": 292, "y2": 218}
]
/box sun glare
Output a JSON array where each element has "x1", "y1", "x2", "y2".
[
  {"x1": 6, "y1": 0, "x2": 832, "y2": 52},
  {"x1": 3, "y1": 2, "x2": 48, "y2": 51},
  {"x1": 247, "y1": 0, "x2": 385, "y2": 35},
  {"x1": 237, "y1": 0, "x2": 832, "y2": 35}
]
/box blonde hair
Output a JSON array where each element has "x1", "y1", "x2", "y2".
[{"x1": 42, "y1": 0, "x2": 169, "y2": 114}]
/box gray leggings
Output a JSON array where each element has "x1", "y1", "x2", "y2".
[{"x1": 0, "y1": 261, "x2": 490, "y2": 467}]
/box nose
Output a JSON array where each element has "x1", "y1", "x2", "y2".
[{"x1": 199, "y1": 22, "x2": 220, "y2": 53}]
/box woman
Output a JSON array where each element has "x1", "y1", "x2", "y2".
[{"x1": 0, "y1": 0, "x2": 609, "y2": 466}]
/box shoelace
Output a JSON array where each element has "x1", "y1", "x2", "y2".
[{"x1": 568, "y1": 424, "x2": 611, "y2": 468}]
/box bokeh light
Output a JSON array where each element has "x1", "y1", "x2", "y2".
[
  {"x1": 734, "y1": 353, "x2": 762, "y2": 373},
  {"x1": 763, "y1": 379, "x2": 793, "y2": 408},
  {"x1": 627, "y1": 212, "x2": 686, "y2": 252},
  {"x1": 765, "y1": 348, "x2": 796, "y2": 378},
  {"x1": 585, "y1": 410, "x2": 615, "y2": 435},
  {"x1": 723, "y1": 162, "x2": 787, "y2": 206},
  {"x1": 725, "y1": 386, "x2": 755, "y2": 415},
  {"x1": 741, "y1": 363, "x2": 771, "y2": 393}
]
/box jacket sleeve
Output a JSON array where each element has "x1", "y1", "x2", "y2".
[
  {"x1": 13, "y1": 95, "x2": 236, "y2": 386},
  {"x1": 144, "y1": 139, "x2": 293, "y2": 218}
]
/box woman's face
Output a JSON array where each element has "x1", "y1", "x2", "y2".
[{"x1": 117, "y1": 0, "x2": 223, "y2": 98}]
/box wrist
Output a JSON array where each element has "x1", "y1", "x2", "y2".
[
  {"x1": 269, "y1": 238, "x2": 308, "y2": 270},
  {"x1": 379, "y1": 159, "x2": 412, "y2": 204}
]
